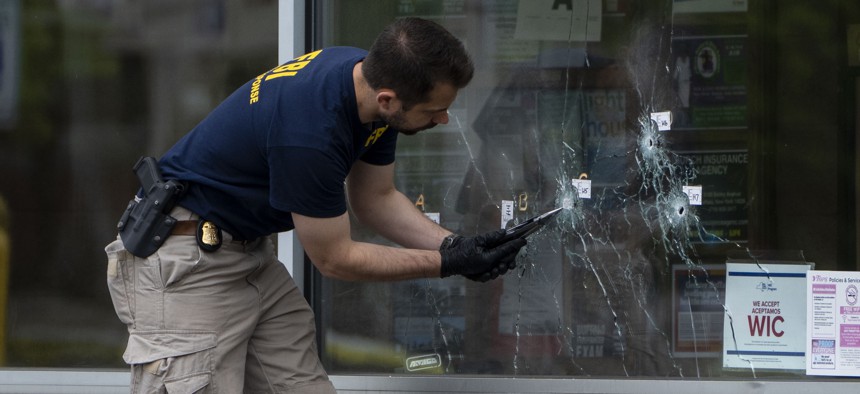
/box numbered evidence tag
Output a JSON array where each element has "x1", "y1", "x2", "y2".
[
  {"x1": 650, "y1": 111, "x2": 673, "y2": 131},
  {"x1": 682, "y1": 185, "x2": 703, "y2": 206},
  {"x1": 424, "y1": 212, "x2": 440, "y2": 224},
  {"x1": 572, "y1": 178, "x2": 592, "y2": 199},
  {"x1": 501, "y1": 200, "x2": 515, "y2": 229},
  {"x1": 415, "y1": 194, "x2": 440, "y2": 224}
]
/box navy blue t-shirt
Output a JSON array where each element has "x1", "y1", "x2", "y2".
[{"x1": 159, "y1": 47, "x2": 398, "y2": 240}]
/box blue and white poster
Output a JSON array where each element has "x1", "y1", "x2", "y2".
[{"x1": 723, "y1": 262, "x2": 811, "y2": 370}]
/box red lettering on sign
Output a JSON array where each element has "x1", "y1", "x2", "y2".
[{"x1": 747, "y1": 315, "x2": 784, "y2": 337}]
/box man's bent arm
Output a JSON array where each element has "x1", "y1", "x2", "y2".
[
  {"x1": 292, "y1": 212, "x2": 441, "y2": 281},
  {"x1": 346, "y1": 160, "x2": 451, "y2": 250}
]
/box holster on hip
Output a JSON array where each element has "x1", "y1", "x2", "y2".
[{"x1": 117, "y1": 157, "x2": 186, "y2": 258}]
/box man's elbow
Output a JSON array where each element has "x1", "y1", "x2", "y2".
[
  {"x1": 347, "y1": 202, "x2": 376, "y2": 227},
  {"x1": 309, "y1": 254, "x2": 354, "y2": 281}
]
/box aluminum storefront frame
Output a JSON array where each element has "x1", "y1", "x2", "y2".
[{"x1": 0, "y1": 371, "x2": 857, "y2": 393}]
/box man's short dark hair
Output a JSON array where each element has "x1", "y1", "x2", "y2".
[{"x1": 363, "y1": 17, "x2": 474, "y2": 110}]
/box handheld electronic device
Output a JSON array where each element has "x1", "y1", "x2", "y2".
[{"x1": 499, "y1": 207, "x2": 563, "y2": 244}]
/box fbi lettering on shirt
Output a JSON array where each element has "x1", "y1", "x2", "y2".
[
  {"x1": 249, "y1": 49, "x2": 323, "y2": 104},
  {"x1": 365, "y1": 125, "x2": 389, "y2": 147}
]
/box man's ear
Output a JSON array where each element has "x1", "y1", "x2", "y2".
[{"x1": 376, "y1": 89, "x2": 398, "y2": 112}]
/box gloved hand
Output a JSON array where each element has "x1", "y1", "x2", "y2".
[{"x1": 439, "y1": 229, "x2": 527, "y2": 282}]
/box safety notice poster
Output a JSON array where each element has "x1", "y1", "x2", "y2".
[
  {"x1": 722, "y1": 262, "x2": 810, "y2": 370},
  {"x1": 807, "y1": 270, "x2": 860, "y2": 376}
]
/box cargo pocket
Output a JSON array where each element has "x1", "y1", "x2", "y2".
[
  {"x1": 105, "y1": 238, "x2": 134, "y2": 326},
  {"x1": 164, "y1": 373, "x2": 210, "y2": 393},
  {"x1": 125, "y1": 330, "x2": 216, "y2": 394}
]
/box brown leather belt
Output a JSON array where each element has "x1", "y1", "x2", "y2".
[
  {"x1": 171, "y1": 220, "x2": 254, "y2": 245},
  {"x1": 171, "y1": 220, "x2": 198, "y2": 236}
]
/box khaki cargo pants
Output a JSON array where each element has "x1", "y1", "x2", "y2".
[{"x1": 105, "y1": 206, "x2": 335, "y2": 393}]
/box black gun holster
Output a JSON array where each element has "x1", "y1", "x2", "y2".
[{"x1": 117, "y1": 157, "x2": 186, "y2": 258}]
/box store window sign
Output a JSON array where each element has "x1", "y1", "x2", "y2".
[
  {"x1": 514, "y1": 0, "x2": 602, "y2": 42},
  {"x1": 672, "y1": 265, "x2": 726, "y2": 357},
  {"x1": 807, "y1": 271, "x2": 860, "y2": 376},
  {"x1": 722, "y1": 262, "x2": 811, "y2": 371},
  {"x1": 679, "y1": 150, "x2": 748, "y2": 242},
  {"x1": 670, "y1": 35, "x2": 747, "y2": 130}
]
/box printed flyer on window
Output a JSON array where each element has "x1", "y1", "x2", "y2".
[
  {"x1": 723, "y1": 262, "x2": 810, "y2": 370},
  {"x1": 807, "y1": 271, "x2": 860, "y2": 376}
]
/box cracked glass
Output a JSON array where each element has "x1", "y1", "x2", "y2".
[
  {"x1": 318, "y1": 0, "x2": 859, "y2": 379},
  {"x1": 0, "y1": 0, "x2": 853, "y2": 378}
]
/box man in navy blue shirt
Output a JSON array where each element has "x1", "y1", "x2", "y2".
[{"x1": 106, "y1": 17, "x2": 526, "y2": 393}]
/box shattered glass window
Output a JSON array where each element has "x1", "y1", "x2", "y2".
[{"x1": 318, "y1": 0, "x2": 857, "y2": 379}]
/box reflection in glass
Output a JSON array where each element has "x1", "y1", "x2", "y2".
[
  {"x1": 0, "y1": 0, "x2": 277, "y2": 367},
  {"x1": 320, "y1": 0, "x2": 844, "y2": 379}
]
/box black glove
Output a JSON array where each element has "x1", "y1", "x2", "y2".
[{"x1": 439, "y1": 229, "x2": 527, "y2": 282}]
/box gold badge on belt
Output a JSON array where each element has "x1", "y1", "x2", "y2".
[{"x1": 196, "y1": 220, "x2": 222, "y2": 252}]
